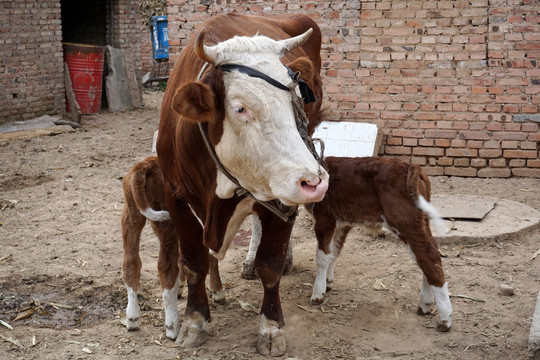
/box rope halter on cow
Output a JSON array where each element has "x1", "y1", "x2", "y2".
[{"x1": 196, "y1": 61, "x2": 326, "y2": 223}]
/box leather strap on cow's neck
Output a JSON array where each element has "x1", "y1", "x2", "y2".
[{"x1": 196, "y1": 62, "x2": 298, "y2": 223}]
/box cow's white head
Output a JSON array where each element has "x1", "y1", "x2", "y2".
[{"x1": 171, "y1": 29, "x2": 328, "y2": 206}]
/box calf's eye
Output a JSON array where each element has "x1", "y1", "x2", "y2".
[{"x1": 234, "y1": 107, "x2": 246, "y2": 114}]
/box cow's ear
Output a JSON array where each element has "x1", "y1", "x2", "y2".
[
  {"x1": 286, "y1": 57, "x2": 314, "y2": 83},
  {"x1": 171, "y1": 82, "x2": 215, "y2": 122}
]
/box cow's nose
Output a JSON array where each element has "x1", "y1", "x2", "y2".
[{"x1": 298, "y1": 176, "x2": 328, "y2": 203}]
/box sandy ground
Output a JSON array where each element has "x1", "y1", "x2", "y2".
[{"x1": 1, "y1": 90, "x2": 540, "y2": 360}]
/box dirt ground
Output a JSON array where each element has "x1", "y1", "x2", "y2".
[{"x1": 1, "y1": 90, "x2": 540, "y2": 360}]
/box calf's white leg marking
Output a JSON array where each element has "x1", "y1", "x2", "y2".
[
  {"x1": 418, "y1": 275, "x2": 434, "y2": 314},
  {"x1": 242, "y1": 214, "x2": 262, "y2": 279},
  {"x1": 125, "y1": 286, "x2": 140, "y2": 330},
  {"x1": 163, "y1": 280, "x2": 180, "y2": 339},
  {"x1": 311, "y1": 240, "x2": 334, "y2": 303},
  {"x1": 432, "y1": 282, "x2": 452, "y2": 331}
]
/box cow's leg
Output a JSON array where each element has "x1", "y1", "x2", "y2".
[
  {"x1": 208, "y1": 254, "x2": 225, "y2": 304},
  {"x1": 254, "y1": 209, "x2": 292, "y2": 357},
  {"x1": 310, "y1": 215, "x2": 337, "y2": 303},
  {"x1": 242, "y1": 214, "x2": 262, "y2": 280},
  {"x1": 166, "y1": 198, "x2": 210, "y2": 348},
  {"x1": 121, "y1": 206, "x2": 145, "y2": 331},
  {"x1": 152, "y1": 219, "x2": 181, "y2": 339},
  {"x1": 404, "y1": 234, "x2": 452, "y2": 332},
  {"x1": 325, "y1": 220, "x2": 351, "y2": 293},
  {"x1": 243, "y1": 214, "x2": 294, "y2": 279}
]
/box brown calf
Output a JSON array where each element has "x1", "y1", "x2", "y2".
[
  {"x1": 121, "y1": 157, "x2": 227, "y2": 336},
  {"x1": 307, "y1": 156, "x2": 452, "y2": 332}
]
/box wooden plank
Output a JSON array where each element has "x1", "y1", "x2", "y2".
[
  {"x1": 64, "y1": 62, "x2": 81, "y2": 124},
  {"x1": 0, "y1": 125, "x2": 75, "y2": 141}
]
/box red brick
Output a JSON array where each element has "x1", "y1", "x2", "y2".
[
  {"x1": 509, "y1": 159, "x2": 527, "y2": 167},
  {"x1": 512, "y1": 168, "x2": 540, "y2": 178},
  {"x1": 504, "y1": 150, "x2": 538, "y2": 159},
  {"x1": 489, "y1": 158, "x2": 507, "y2": 168},
  {"x1": 446, "y1": 148, "x2": 478, "y2": 157},
  {"x1": 385, "y1": 146, "x2": 412, "y2": 155},
  {"x1": 479, "y1": 149, "x2": 502, "y2": 158},
  {"x1": 444, "y1": 167, "x2": 478, "y2": 177},
  {"x1": 413, "y1": 147, "x2": 445, "y2": 156},
  {"x1": 438, "y1": 157, "x2": 453, "y2": 166},
  {"x1": 478, "y1": 168, "x2": 512, "y2": 178},
  {"x1": 528, "y1": 160, "x2": 540, "y2": 168}
]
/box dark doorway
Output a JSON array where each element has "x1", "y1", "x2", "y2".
[{"x1": 60, "y1": 0, "x2": 108, "y2": 46}]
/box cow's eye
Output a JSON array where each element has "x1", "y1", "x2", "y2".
[{"x1": 234, "y1": 107, "x2": 246, "y2": 114}]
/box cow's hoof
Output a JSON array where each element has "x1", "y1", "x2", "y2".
[
  {"x1": 436, "y1": 320, "x2": 451, "y2": 332},
  {"x1": 126, "y1": 317, "x2": 139, "y2": 331},
  {"x1": 257, "y1": 315, "x2": 286, "y2": 357},
  {"x1": 241, "y1": 262, "x2": 258, "y2": 280},
  {"x1": 175, "y1": 313, "x2": 209, "y2": 348},
  {"x1": 211, "y1": 290, "x2": 226, "y2": 305},
  {"x1": 256, "y1": 332, "x2": 286, "y2": 357}
]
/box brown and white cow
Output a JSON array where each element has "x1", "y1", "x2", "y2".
[
  {"x1": 243, "y1": 156, "x2": 452, "y2": 331},
  {"x1": 156, "y1": 14, "x2": 328, "y2": 356},
  {"x1": 307, "y1": 156, "x2": 452, "y2": 331}
]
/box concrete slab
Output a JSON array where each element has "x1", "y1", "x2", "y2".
[
  {"x1": 529, "y1": 290, "x2": 540, "y2": 359},
  {"x1": 431, "y1": 195, "x2": 540, "y2": 244},
  {"x1": 313, "y1": 121, "x2": 381, "y2": 158},
  {"x1": 433, "y1": 194, "x2": 498, "y2": 220}
]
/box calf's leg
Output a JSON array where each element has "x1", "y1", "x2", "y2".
[
  {"x1": 121, "y1": 206, "x2": 145, "y2": 331},
  {"x1": 152, "y1": 219, "x2": 182, "y2": 339},
  {"x1": 405, "y1": 235, "x2": 452, "y2": 332}
]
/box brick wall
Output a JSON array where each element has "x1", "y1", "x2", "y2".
[
  {"x1": 0, "y1": 0, "x2": 143, "y2": 125},
  {"x1": 0, "y1": 0, "x2": 65, "y2": 123},
  {"x1": 166, "y1": 0, "x2": 540, "y2": 178}
]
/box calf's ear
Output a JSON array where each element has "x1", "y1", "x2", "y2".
[
  {"x1": 171, "y1": 82, "x2": 215, "y2": 123},
  {"x1": 286, "y1": 57, "x2": 314, "y2": 83}
]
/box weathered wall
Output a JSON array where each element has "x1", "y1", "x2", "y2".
[
  {"x1": 0, "y1": 0, "x2": 65, "y2": 123},
  {"x1": 0, "y1": 0, "x2": 143, "y2": 124},
  {"x1": 166, "y1": 0, "x2": 540, "y2": 178}
]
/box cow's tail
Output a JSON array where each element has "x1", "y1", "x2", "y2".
[
  {"x1": 407, "y1": 164, "x2": 446, "y2": 235},
  {"x1": 130, "y1": 162, "x2": 170, "y2": 222}
]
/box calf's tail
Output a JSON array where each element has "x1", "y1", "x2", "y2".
[
  {"x1": 407, "y1": 165, "x2": 446, "y2": 235},
  {"x1": 131, "y1": 163, "x2": 170, "y2": 222}
]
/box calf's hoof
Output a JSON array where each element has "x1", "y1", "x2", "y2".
[
  {"x1": 436, "y1": 320, "x2": 451, "y2": 332},
  {"x1": 241, "y1": 262, "x2": 258, "y2": 280},
  {"x1": 282, "y1": 254, "x2": 293, "y2": 275},
  {"x1": 256, "y1": 332, "x2": 286, "y2": 357},
  {"x1": 126, "y1": 317, "x2": 139, "y2": 331},
  {"x1": 416, "y1": 305, "x2": 433, "y2": 316},
  {"x1": 210, "y1": 290, "x2": 226, "y2": 305},
  {"x1": 175, "y1": 313, "x2": 209, "y2": 348},
  {"x1": 310, "y1": 295, "x2": 324, "y2": 305}
]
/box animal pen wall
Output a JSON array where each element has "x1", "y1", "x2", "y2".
[
  {"x1": 166, "y1": 0, "x2": 540, "y2": 178},
  {"x1": 0, "y1": 0, "x2": 143, "y2": 124}
]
